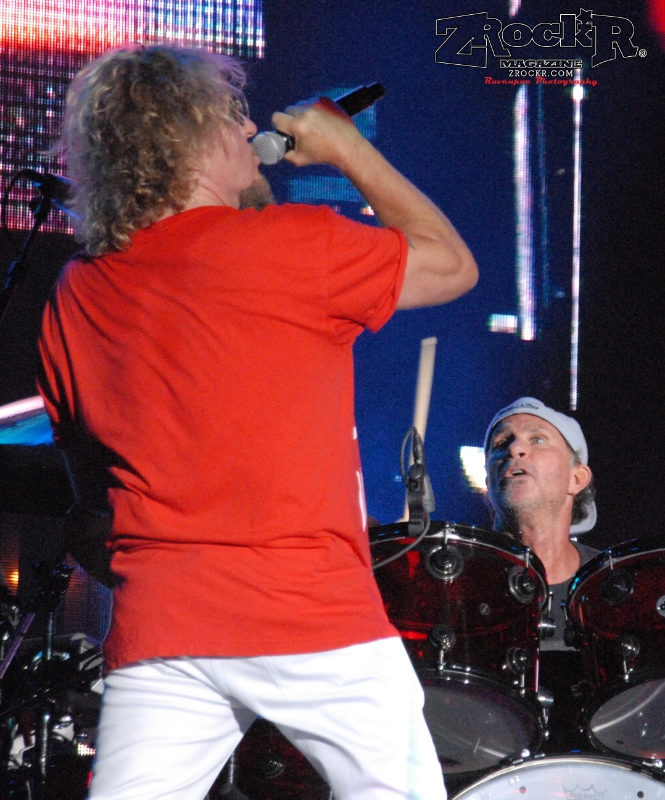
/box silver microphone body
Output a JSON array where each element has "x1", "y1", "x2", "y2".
[{"x1": 251, "y1": 131, "x2": 295, "y2": 166}]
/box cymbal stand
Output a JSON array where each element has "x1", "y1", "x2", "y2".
[
  {"x1": 0, "y1": 587, "x2": 20, "y2": 702},
  {"x1": 0, "y1": 559, "x2": 73, "y2": 799}
]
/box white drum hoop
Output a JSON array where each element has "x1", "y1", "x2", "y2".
[{"x1": 451, "y1": 754, "x2": 665, "y2": 799}]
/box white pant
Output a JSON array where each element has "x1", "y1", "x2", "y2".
[{"x1": 88, "y1": 638, "x2": 445, "y2": 800}]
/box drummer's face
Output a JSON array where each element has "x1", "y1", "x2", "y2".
[{"x1": 486, "y1": 414, "x2": 585, "y2": 516}]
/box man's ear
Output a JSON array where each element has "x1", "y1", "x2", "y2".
[{"x1": 569, "y1": 463, "x2": 592, "y2": 496}]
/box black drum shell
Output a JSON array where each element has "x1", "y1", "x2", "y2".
[
  {"x1": 209, "y1": 719, "x2": 330, "y2": 800},
  {"x1": 371, "y1": 522, "x2": 547, "y2": 692},
  {"x1": 567, "y1": 536, "x2": 665, "y2": 759},
  {"x1": 371, "y1": 521, "x2": 548, "y2": 774}
]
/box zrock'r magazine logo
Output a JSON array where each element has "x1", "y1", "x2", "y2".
[{"x1": 435, "y1": 9, "x2": 640, "y2": 69}]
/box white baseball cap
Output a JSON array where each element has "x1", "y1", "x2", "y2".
[{"x1": 484, "y1": 397, "x2": 596, "y2": 535}]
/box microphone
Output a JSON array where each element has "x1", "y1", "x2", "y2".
[
  {"x1": 412, "y1": 430, "x2": 436, "y2": 514},
  {"x1": 331, "y1": 83, "x2": 386, "y2": 117},
  {"x1": 20, "y1": 170, "x2": 82, "y2": 219},
  {"x1": 407, "y1": 429, "x2": 436, "y2": 536},
  {"x1": 252, "y1": 82, "x2": 385, "y2": 166},
  {"x1": 21, "y1": 169, "x2": 76, "y2": 215}
]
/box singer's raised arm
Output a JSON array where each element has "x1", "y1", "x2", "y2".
[{"x1": 272, "y1": 102, "x2": 478, "y2": 310}]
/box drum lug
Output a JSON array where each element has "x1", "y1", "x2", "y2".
[
  {"x1": 506, "y1": 647, "x2": 531, "y2": 694},
  {"x1": 506, "y1": 647, "x2": 530, "y2": 673},
  {"x1": 429, "y1": 624, "x2": 456, "y2": 672},
  {"x1": 618, "y1": 633, "x2": 640, "y2": 680},
  {"x1": 539, "y1": 614, "x2": 556, "y2": 639},
  {"x1": 425, "y1": 545, "x2": 464, "y2": 582},
  {"x1": 600, "y1": 568, "x2": 634, "y2": 606},
  {"x1": 537, "y1": 686, "x2": 554, "y2": 709},
  {"x1": 618, "y1": 633, "x2": 640, "y2": 659},
  {"x1": 509, "y1": 566, "x2": 536, "y2": 604},
  {"x1": 657, "y1": 596, "x2": 665, "y2": 618}
]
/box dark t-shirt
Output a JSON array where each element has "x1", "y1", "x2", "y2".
[
  {"x1": 539, "y1": 540, "x2": 600, "y2": 754},
  {"x1": 541, "y1": 541, "x2": 599, "y2": 652}
]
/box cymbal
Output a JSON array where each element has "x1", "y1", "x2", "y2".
[
  {"x1": 0, "y1": 396, "x2": 53, "y2": 445},
  {"x1": 0, "y1": 396, "x2": 70, "y2": 515}
]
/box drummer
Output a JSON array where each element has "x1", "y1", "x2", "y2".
[
  {"x1": 484, "y1": 397, "x2": 599, "y2": 752},
  {"x1": 484, "y1": 397, "x2": 598, "y2": 649},
  {"x1": 485, "y1": 397, "x2": 598, "y2": 754}
]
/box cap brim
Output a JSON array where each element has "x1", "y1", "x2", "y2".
[{"x1": 570, "y1": 500, "x2": 597, "y2": 536}]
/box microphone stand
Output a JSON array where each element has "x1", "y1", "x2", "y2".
[
  {"x1": 373, "y1": 428, "x2": 434, "y2": 571},
  {"x1": 406, "y1": 460, "x2": 428, "y2": 537},
  {"x1": 0, "y1": 181, "x2": 55, "y2": 327}
]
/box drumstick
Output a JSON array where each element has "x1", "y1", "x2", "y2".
[{"x1": 400, "y1": 336, "x2": 437, "y2": 521}]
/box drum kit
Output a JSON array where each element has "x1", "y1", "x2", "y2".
[
  {"x1": 0, "y1": 565, "x2": 103, "y2": 799},
  {"x1": 204, "y1": 521, "x2": 665, "y2": 799},
  {"x1": 2, "y1": 399, "x2": 665, "y2": 797},
  {"x1": 368, "y1": 522, "x2": 665, "y2": 798},
  {"x1": 1, "y1": 524, "x2": 665, "y2": 800}
]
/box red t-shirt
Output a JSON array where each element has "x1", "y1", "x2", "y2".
[{"x1": 38, "y1": 203, "x2": 407, "y2": 671}]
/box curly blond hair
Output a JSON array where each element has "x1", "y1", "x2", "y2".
[{"x1": 58, "y1": 45, "x2": 248, "y2": 255}]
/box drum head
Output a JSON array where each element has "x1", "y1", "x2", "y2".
[
  {"x1": 451, "y1": 755, "x2": 665, "y2": 799},
  {"x1": 590, "y1": 677, "x2": 665, "y2": 759},
  {"x1": 420, "y1": 671, "x2": 542, "y2": 774}
]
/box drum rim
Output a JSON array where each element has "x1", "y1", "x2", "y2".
[
  {"x1": 371, "y1": 521, "x2": 535, "y2": 560},
  {"x1": 417, "y1": 665, "x2": 546, "y2": 767},
  {"x1": 580, "y1": 669, "x2": 665, "y2": 759},
  {"x1": 568, "y1": 535, "x2": 665, "y2": 605},
  {"x1": 370, "y1": 520, "x2": 548, "y2": 606},
  {"x1": 418, "y1": 665, "x2": 544, "y2": 712},
  {"x1": 449, "y1": 752, "x2": 665, "y2": 799}
]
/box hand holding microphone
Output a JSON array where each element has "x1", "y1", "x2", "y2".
[{"x1": 252, "y1": 83, "x2": 385, "y2": 166}]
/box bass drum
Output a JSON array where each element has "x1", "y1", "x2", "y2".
[
  {"x1": 451, "y1": 754, "x2": 665, "y2": 799},
  {"x1": 567, "y1": 536, "x2": 665, "y2": 760},
  {"x1": 371, "y1": 522, "x2": 548, "y2": 775}
]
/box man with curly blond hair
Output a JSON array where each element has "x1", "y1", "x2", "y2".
[{"x1": 38, "y1": 45, "x2": 477, "y2": 800}]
